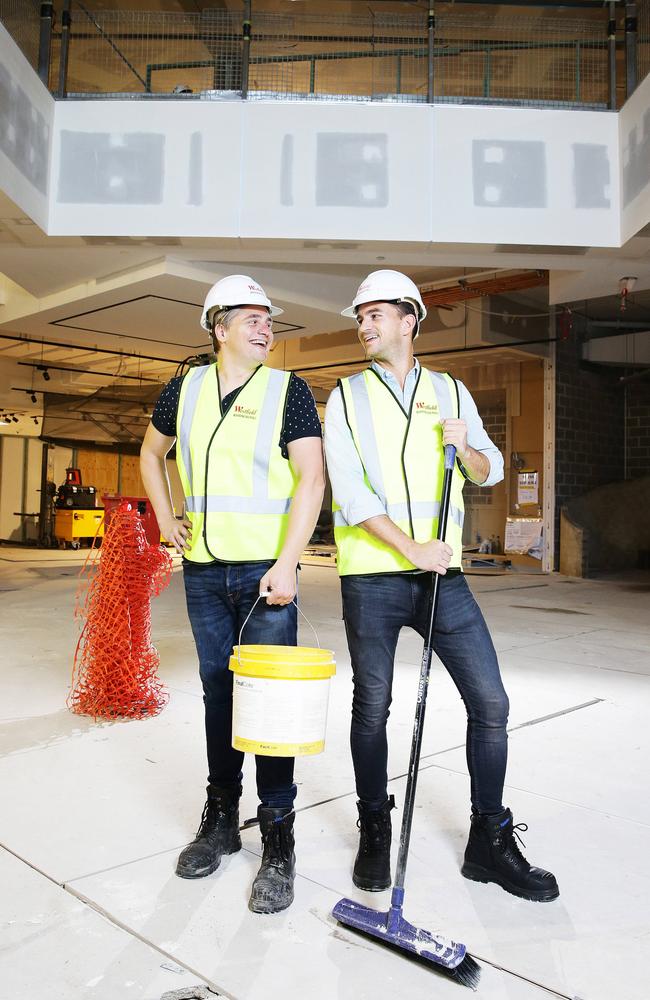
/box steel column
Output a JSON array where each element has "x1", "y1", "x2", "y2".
[
  {"x1": 38, "y1": 1, "x2": 54, "y2": 87},
  {"x1": 241, "y1": 0, "x2": 252, "y2": 99}
]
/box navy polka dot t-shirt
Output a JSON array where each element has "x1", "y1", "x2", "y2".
[{"x1": 152, "y1": 369, "x2": 321, "y2": 458}]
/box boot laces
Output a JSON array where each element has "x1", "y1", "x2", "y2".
[
  {"x1": 262, "y1": 817, "x2": 291, "y2": 867},
  {"x1": 195, "y1": 800, "x2": 211, "y2": 838},
  {"x1": 357, "y1": 811, "x2": 390, "y2": 853},
  {"x1": 513, "y1": 822, "x2": 528, "y2": 847},
  {"x1": 501, "y1": 821, "x2": 528, "y2": 862},
  {"x1": 196, "y1": 797, "x2": 228, "y2": 839}
]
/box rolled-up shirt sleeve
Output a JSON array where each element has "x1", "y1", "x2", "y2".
[
  {"x1": 324, "y1": 387, "x2": 386, "y2": 526},
  {"x1": 457, "y1": 380, "x2": 504, "y2": 487}
]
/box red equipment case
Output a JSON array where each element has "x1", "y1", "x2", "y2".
[{"x1": 102, "y1": 495, "x2": 162, "y2": 546}]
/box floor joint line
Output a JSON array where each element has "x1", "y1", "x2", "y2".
[
  {"x1": 64, "y1": 884, "x2": 232, "y2": 998},
  {"x1": 470, "y1": 954, "x2": 574, "y2": 999}
]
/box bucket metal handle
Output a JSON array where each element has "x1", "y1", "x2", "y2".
[{"x1": 237, "y1": 591, "x2": 321, "y2": 663}]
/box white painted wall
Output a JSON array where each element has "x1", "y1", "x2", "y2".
[
  {"x1": 0, "y1": 437, "x2": 45, "y2": 541},
  {"x1": 0, "y1": 436, "x2": 25, "y2": 540},
  {"x1": 48, "y1": 99, "x2": 242, "y2": 238},
  {"x1": 433, "y1": 105, "x2": 619, "y2": 247},
  {"x1": 0, "y1": 19, "x2": 635, "y2": 248},
  {"x1": 619, "y1": 72, "x2": 650, "y2": 244},
  {"x1": 24, "y1": 437, "x2": 41, "y2": 541},
  {"x1": 45, "y1": 97, "x2": 620, "y2": 247},
  {"x1": 0, "y1": 23, "x2": 53, "y2": 231}
]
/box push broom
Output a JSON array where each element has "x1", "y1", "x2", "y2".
[{"x1": 333, "y1": 444, "x2": 481, "y2": 989}]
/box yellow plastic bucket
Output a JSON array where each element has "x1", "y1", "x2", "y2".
[{"x1": 229, "y1": 643, "x2": 336, "y2": 757}]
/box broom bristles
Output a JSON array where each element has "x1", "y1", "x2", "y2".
[{"x1": 446, "y1": 953, "x2": 481, "y2": 990}]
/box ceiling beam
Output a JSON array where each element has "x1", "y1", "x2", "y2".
[
  {"x1": 421, "y1": 270, "x2": 548, "y2": 307},
  {"x1": 17, "y1": 360, "x2": 161, "y2": 383},
  {"x1": 0, "y1": 332, "x2": 179, "y2": 365}
]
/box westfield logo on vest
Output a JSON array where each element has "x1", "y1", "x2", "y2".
[
  {"x1": 233, "y1": 404, "x2": 258, "y2": 419},
  {"x1": 415, "y1": 401, "x2": 439, "y2": 415}
]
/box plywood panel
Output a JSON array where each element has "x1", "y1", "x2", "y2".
[
  {"x1": 513, "y1": 361, "x2": 544, "y2": 452},
  {"x1": 76, "y1": 448, "x2": 118, "y2": 505},
  {"x1": 461, "y1": 388, "x2": 507, "y2": 554},
  {"x1": 511, "y1": 360, "x2": 545, "y2": 520},
  {"x1": 119, "y1": 455, "x2": 185, "y2": 515},
  {"x1": 508, "y1": 359, "x2": 545, "y2": 569},
  {"x1": 460, "y1": 359, "x2": 545, "y2": 570},
  {"x1": 119, "y1": 454, "x2": 146, "y2": 498}
]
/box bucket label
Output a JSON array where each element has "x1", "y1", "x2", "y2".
[{"x1": 232, "y1": 675, "x2": 331, "y2": 755}]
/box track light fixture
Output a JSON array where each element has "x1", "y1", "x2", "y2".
[{"x1": 31, "y1": 393, "x2": 37, "y2": 403}]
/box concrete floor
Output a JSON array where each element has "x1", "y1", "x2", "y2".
[{"x1": 1, "y1": 546, "x2": 649, "y2": 1000}]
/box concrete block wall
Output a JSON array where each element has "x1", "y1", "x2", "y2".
[
  {"x1": 626, "y1": 381, "x2": 650, "y2": 479},
  {"x1": 554, "y1": 331, "x2": 625, "y2": 567},
  {"x1": 463, "y1": 402, "x2": 507, "y2": 511}
]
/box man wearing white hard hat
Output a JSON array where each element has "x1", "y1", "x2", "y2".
[
  {"x1": 141, "y1": 274, "x2": 324, "y2": 914},
  {"x1": 324, "y1": 269, "x2": 558, "y2": 903}
]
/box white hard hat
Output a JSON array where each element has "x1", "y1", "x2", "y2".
[
  {"x1": 341, "y1": 269, "x2": 427, "y2": 337},
  {"x1": 200, "y1": 274, "x2": 283, "y2": 331}
]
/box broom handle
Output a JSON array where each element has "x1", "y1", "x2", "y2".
[{"x1": 393, "y1": 444, "x2": 457, "y2": 897}]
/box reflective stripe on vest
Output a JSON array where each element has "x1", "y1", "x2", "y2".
[
  {"x1": 179, "y1": 363, "x2": 211, "y2": 499},
  {"x1": 176, "y1": 364, "x2": 295, "y2": 563},
  {"x1": 186, "y1": 496, "x2": 292, "y2": 515},
  {"x1": 334, "y1": 500, "x2": 464, "y2": 528},
  {"x1": 334, "y1": 367, "x2": 465, "y2": 575}
]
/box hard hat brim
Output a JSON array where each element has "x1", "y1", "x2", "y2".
[
  {"x1": 200, "y1": 302, "x2": 284, "y2": 331},
  {"x1": 340, "y1": 300, "x2": 426, "y2": 322}
]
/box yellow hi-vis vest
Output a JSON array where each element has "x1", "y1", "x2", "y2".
[
  {"x1": 333, "y1": 367, "x2": 465, "y2": 576},
  {"x1": 175, "y1": 363, "x2": 296, "y2": 563}
]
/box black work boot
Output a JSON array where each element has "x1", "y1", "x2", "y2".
[
  {"x1": 176, "y1": 785, "x2": 242, "y2": 879},
  {"x1": 461, "y1": 807, "x2": 559, "y2": 901},
  {"x1": 353, "y1": 795, "x2": 395, "y2": 892},
  {"x1": 249, "y1": 807, "x2": 296, "y2": 914}
]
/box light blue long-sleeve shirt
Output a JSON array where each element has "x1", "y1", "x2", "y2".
[{"x1": 324, "y1": 359, "x2": 504, "y2": 528}]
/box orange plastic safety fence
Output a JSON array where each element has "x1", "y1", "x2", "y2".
[{"x1": 68, "y1": 502, "x2": 173, "y2": 720}]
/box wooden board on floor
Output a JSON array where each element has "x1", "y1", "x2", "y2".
[{"x1": 302, "y1": 545, "x2": 337, "y2": 568}]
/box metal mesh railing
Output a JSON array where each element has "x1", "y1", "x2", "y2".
[
  {"x1": 639, "y1": 0, "x2": 650, "y2": 85},
  {"x1": 0, "y1": 0, "x2": 40, "y2": 71},
  {"x1": 247, "y1": 13, "x2": 428, "y2": 102},
  {"x1": 1, "y1": 3, "x2": 611, "y2": 110},
  {"x1": 432, "y1": 15, "x2": 607, "y2": 107},
  {"x1": 50, "y1": 8, "x2": 242, "y2": 96},
  {"x1": 248, "y1": 12, "x2": 607, "y2": 108}
]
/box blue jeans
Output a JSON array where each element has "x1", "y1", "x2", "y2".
[
  {"x1": 183, "y1": 559, "x2": 298, "y2": 808},
  {"x1": 341, "y1": 572, "x2": 509, "y2": 815}
]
